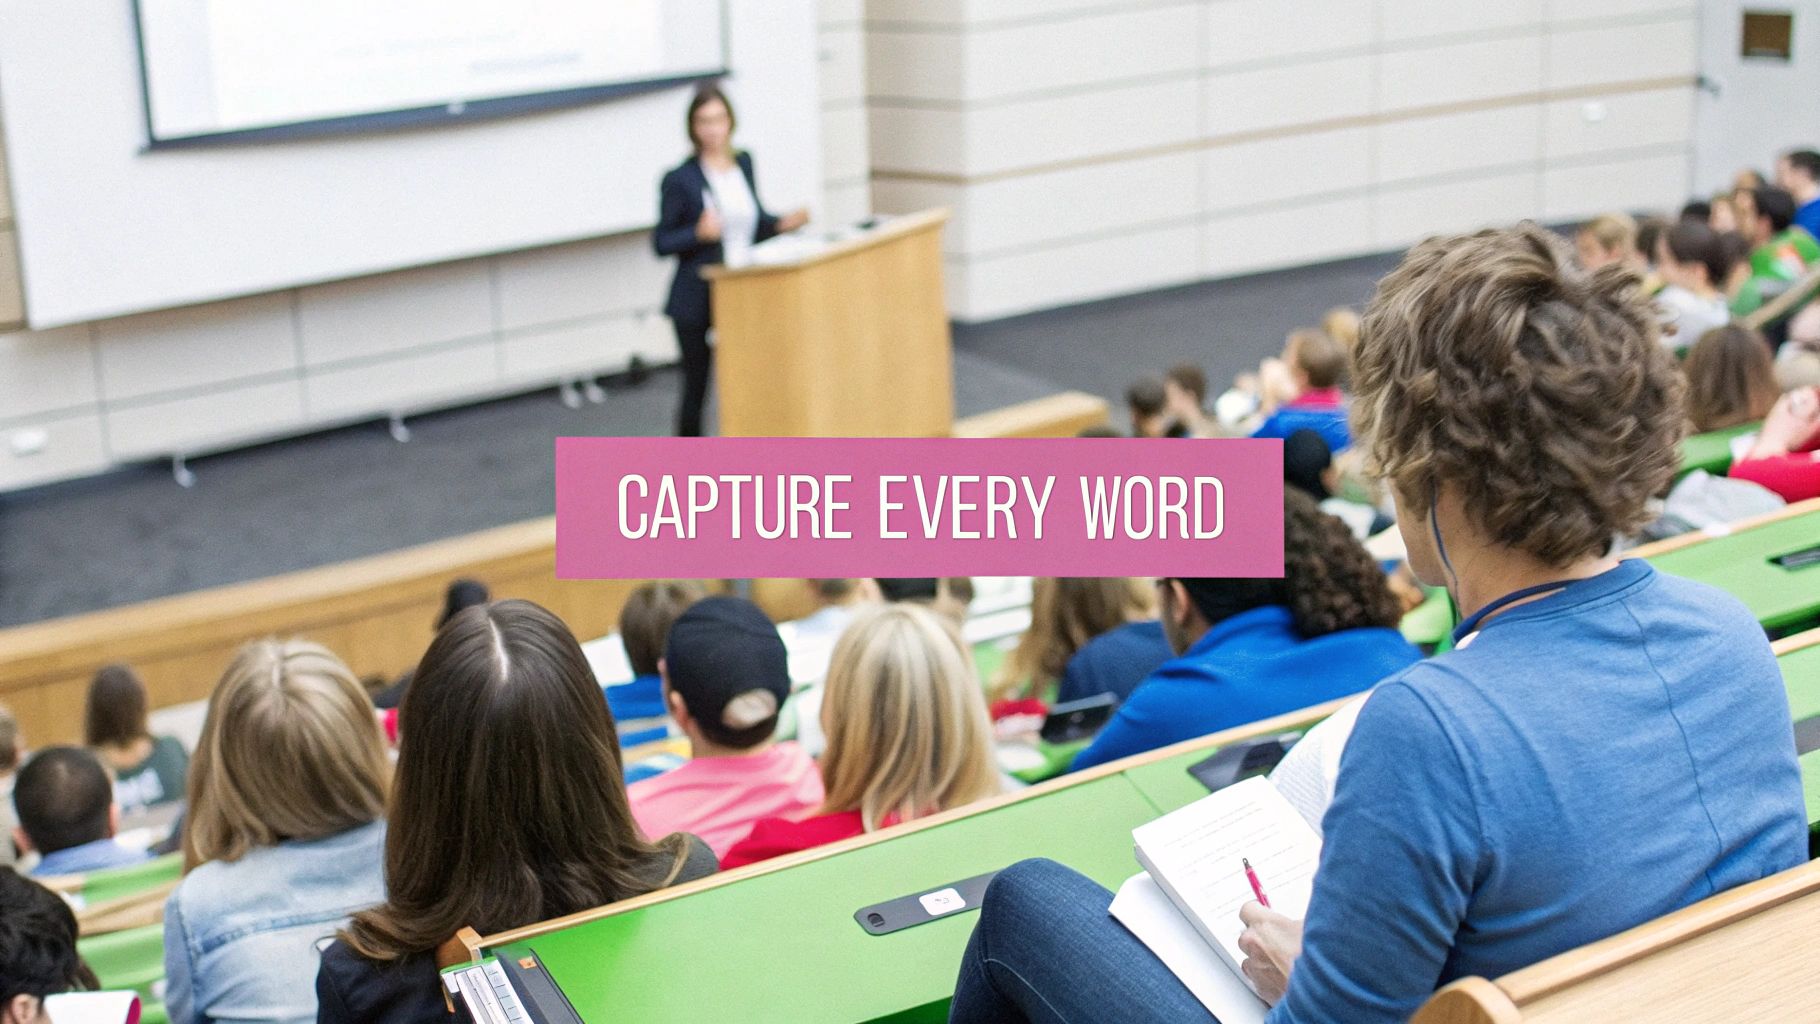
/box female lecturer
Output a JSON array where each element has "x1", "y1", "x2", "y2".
[{"x1": 653, "y1": 86, "x2": 807, "y2": 437}]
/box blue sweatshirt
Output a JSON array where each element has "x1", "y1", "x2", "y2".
[
  {"x1": 1272, "y1": 560, "x2": 1807, "y2": 1023},
  {"x1": 1057, "y1": 620, "x2": 1174, "y2": 705},
  {"x1": 1071, "y1": 606, "x2": 1420, "y2": 771}
]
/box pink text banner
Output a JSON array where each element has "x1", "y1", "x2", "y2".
[{"x1": 555, "y1": 437, "x2": 1285, "y2": 579}]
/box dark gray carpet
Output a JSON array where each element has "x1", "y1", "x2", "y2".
[{"x1": 0, "y1": 252, "x2": 1399, "y2": 627}]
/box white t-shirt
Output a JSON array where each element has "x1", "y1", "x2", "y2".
[
  {"x1": 1656, "y1": 286, "x2": 1730, "y2": 351},
  {"x1": 703, "y1": 160, "x2": 760, "y2": 268}
]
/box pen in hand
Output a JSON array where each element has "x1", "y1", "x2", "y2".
[{"x1": 1243, "y1": 857, "x2": 1271, "y2": 909}]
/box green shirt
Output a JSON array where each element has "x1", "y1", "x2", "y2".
[
  {"x1": 1749, "y1": 227, "x2": 1820, "y2": 281},
  {"x1": 113, "y1": 735, "x2": 190, "y2": 813}
]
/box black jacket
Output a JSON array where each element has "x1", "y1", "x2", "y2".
[{"x1": 652, "y1": 151, "x2": 779, "y2": 325}]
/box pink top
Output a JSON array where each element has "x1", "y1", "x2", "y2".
[{"x1": 628, "y1": 742, "x2": 825, "y2": 858}]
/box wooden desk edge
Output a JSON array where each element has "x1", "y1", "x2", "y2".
[
  {"x1": 701, "y1": 208, "x2": 950, "y2": 280},
  {"x1": 1626, "y1": 497, "x2": 1820, "y2": 560},
  {"x1": 1491, "y1": 857, "x2": 1820, "y2": 1006},
  {"x1": 1773, "y1": 627, "x2": 1820, "y2": 657},
  {"x1": 475, "y1": 694, "x2": 1353, "y2": 954}
]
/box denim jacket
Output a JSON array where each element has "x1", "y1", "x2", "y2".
[{"x1": 164, "y1": 820, "x2": 386, "y2": 1024}]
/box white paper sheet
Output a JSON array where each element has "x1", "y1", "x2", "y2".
[{"x1": 1110, "y1": 872, "x2": 1268, "y2": 1024}]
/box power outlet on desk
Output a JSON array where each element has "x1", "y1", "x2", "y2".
[{"x1": 9, "y1": 427, "x2": 48, "y2": 457}]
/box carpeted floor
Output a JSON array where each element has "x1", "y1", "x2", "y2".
[{"x1": 0, "y1": 251, "x2": 1400, "y2": 627}]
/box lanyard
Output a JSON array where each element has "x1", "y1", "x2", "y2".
[{"x1": 1450, "y1": 579, "x2": 1581, "y2": 646}]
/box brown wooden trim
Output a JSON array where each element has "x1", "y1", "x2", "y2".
[
  {"x1": 1625, "y1": 497, "x2": 1820, "y2": 560},
  {"x1": 1772, "y1": 628, "x2": 1820, "y2": 658},
  {"x1": 702, "y1": 209, "x2": 949, "y2": 279},
  {"x1": 869, "y1": 77, "x2": 1697, "y2": 187},
  {"x1": 1492, "y1": 859, "x2": 1820, "y2": 1005},
  {"x1": 476, "y1": 695, "x2": 1353, "y2": 951},
  {"x1": 1742, "y1": 264, "x2": 1820, "y2": 331},
  {"x1": 1410, "y1": 976, "x2": 1525, "y2": 1024}
]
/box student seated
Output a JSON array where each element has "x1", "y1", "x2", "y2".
[
  {"x1": 993, "y1": 578, "x2": 1162, "y2": 710},
  {"x1": 1779, "y1": 147, "x2": 1820, "y2": 239},
  {"x1": 1250, "y1": 330, "x2": 1351, "y2": 453},
  {"x1": 627, "y1": 597, "x2": 823, "y2": 858},
  {"x1": 1730, "y1": 385, "x2": 1820, "y2": 501},
  {"x1": 85, "y1": 664, "x2": 188, "y2": 815},
  {"x1": 1653, "y1": 219, "x2": 1733, "y2": 351},
  {"x1": 722, "y1": 604, "x2": 1003, "y2": 868},
  {"x1": 1683, "y1": 324, "x2": 1780, "y2": 433},
  {"x1": 1126, "y1": 377, "x2": 1187, "y2": 438},
  {"x1": 316, "y1": 600, "x2": 717, "y2": 1023},
  {"x1": 164, "y1": 640, "x2": 390, "y2": 1024},
  {"x1": 786, "y1": 578, "x2": 882, "y2": 644},
  {"x1": 607, "y1": 579, "x2": 708, "y2": 742},
  {"x1": 371, "y1": 578, "x2": 489, "y2": 710},
  {"x1": 1047, "y1": 580, "x2": 1174, "y2": 708},
  {"x1": 1163, "y1": 363, "x2": 1217, "y2": 438},
  {"x1": 1281, "y1": 428, "x2": 1391, "y2": 540},
  {"x1": 1, "y1": 869, "x2": 99, "y2": 1024},
  {"x1": 1, "y1": 703, "x2": 19, "y2": 869},
  {"x1": 948, "y1": 223, "x2": 1806, "y2": 1024},
  {"x1": 1071, "y1": 490, "x2": 1419, "y2": 772},
  {"x1": 1573, "y1": 211, "x2": 1639, "y2": 271},
  {"x1": 875, "y1": 577, "x2": 974, "y2": 628},
  {"x1": 1733, "y1": 185, "x2": 1820, "y2": 316},
  {"x1": 12, "y1": 746, "x2": 151, "y2": 877}
]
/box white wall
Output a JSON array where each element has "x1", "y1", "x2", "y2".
[
  {"x1": 868, "y1": 0, "x2": 1702, "y2": 321},
  {"x1": 0, "y1": 0, "x2": 836, "y2": 493}
]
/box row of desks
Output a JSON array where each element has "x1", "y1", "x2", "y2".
[{"x1": 488, "y1": 505, "x2": 1820, "y2": 1023}]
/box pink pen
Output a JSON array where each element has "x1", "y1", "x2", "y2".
[{"x1": 1243, "y1": 857, "x2": 1271, "y2": 908}]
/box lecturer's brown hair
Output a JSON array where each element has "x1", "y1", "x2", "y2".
[
  {"x1": 341, "y1": 600, "x2": 689, "y2": 961},
  {"x1": 1352, "y1": 222, "x2": 1683, "y2": 565},
  {"x1": 686, "y1": 84, "x2": 736, "y2": 152}
]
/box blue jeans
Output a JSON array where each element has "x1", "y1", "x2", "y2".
[{"x1": 949, "y1": 859, "x2": 1219, "y2": 1024}]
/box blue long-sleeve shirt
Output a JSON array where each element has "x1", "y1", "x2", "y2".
[
  {"x1": 1271, "y1": 560, "x2": 1807, "y2": 1024},
  {"x1": 1071, "y1": 606, "x2": 1420, "y2": 771}
]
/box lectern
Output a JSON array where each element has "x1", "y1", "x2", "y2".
[{"x1": 704, "y1": 208, "x2": 953, "y2": 437}]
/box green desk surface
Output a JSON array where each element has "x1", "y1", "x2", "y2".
[
  {"x1": 1123, "y1": 746, "x2": 1233, "y2": 814},
  {"x1": 1783, "y1": 643, "x2": 1820, "y2": 725},
  {"x1": 1677, "y1": 422, "x2": 1756, "y2": 479},
  {"x1": 1008, "y1": 737, "x2": 1090, "y2": 784},
  {"x1": 497, "y1": 775, "x2": 1163, "y2": 1024},
  {"x1": 1803, "y1": 754, "x2": 1820, "y2": 834},
  {"x1": 1647, "y1": 510, "x2": 1820, "y2": 633}
]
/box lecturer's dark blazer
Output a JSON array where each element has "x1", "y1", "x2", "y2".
[{"x1": 652, "y1": 151, "x2": 779, "y2": 326}]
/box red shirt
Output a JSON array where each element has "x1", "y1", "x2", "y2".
[
  {"x1": 721, "y1": 810, "x2": 877, "y2": 869},
  {"x1": 1730, "y1": 450, "x2": 1820, "y2": 502}
]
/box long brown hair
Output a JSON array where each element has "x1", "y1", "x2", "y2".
[
  {"x1": 1684, "y1": 325, "x2": 1779, "y2": 433},
  {"x1": 994, "y1": 578, "x2": 1151, "y2": 700},
  {"x1": 84, "y1": 664, "x2": 149, "y2": 749},
  {"x1": 183, "y1": 640, "x2": 389, "y2": 871},
  {"x1": 340, "y1": 600, "x2": 689, "y2": 960}
]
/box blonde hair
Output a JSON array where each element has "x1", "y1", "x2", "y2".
[
  {"x1": 1578, "y1": 212, "x2": 1638, "y2": 257},
  {"x1": 183, "y1": 640, "x2": 390, "y2": 871},
  {"x1": 994, "y1": 578, "x2": 1151, "y2": 700},
  {"x1": 1321, "y1": 307, "x2": 1362, "y2": 351},
  {"x1": 818, "y1": 605, "x2": 1001, "y2": 831}
]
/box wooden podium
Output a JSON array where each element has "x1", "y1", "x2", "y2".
[{"x1": 704, "y1": 208, "x2": 953, "y2": 437}]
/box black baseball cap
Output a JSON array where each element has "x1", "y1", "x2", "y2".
[{"x1": 663, "y1": 596, "x2": 789, "y2": 748}]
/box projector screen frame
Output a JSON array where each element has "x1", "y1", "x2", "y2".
[{"x1": 126, "y1": 0, "x2": 731, "y2": 150}]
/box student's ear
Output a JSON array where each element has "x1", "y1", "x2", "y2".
[
  {"x1": 664, "y1": 688, "x2": 692, "y2": 730},
  {"x1": 1163, "y1": 580, "x2": 1192, "y2": 629},
  {"x1": 11, "y1": 826, "x2": 31, "y2": 855},
  {"x1": 3, "y1": 993, "x2": 40, "y2": 1024},
  {"x1": 108, "y1": 803, "x2": 121, "y2": 838}
]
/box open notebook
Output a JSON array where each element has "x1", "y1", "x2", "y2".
[{"x1": 1112, "y1": 776, "x2": 1324, "y2": 1024}]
